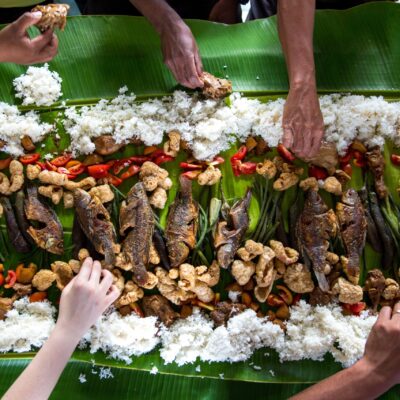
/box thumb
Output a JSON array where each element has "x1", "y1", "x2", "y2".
[
  {"x1": 13, "y1": 11, "x2": 42, "y2": 34},
  {"x1": 282, "y1": 128, "x2": 294, "y2": 149}
]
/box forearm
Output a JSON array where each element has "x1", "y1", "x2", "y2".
[
  {"x1": 130, "y1": 0, "x2": 186, "y2": 35},
  {"x1": 291, "y1": 359, "x2": 394, "y2": 400},
  {"x1": 3, "y1": 324, "x2": 80, "y2": 400},
  {"x1": 277, "y1": 0, "x2": 316, "y2": 87}
]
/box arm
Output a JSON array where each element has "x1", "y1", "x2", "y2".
[
  {"x1": 0, "y1": 12, "x2": 58, "y2": 65},
  {"x1": 291, "y1": 304, "x2": 400, "y2": 400},
  {"x1": 277, "y1": 0, "x2": 324, "y2": 158},
  {"x1": 130, "y1": 0, "x2": 203, "y2": 88},
  {"x1": 209, "y1": 0, "x2": 240, "y2": 24},
  {"x1": 3, "y1": 258, "x2": 119, "y2": 400}
]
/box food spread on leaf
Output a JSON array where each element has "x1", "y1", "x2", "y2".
[{"x1": 1, "y1": 66, "x2": 400, "y2": 369}]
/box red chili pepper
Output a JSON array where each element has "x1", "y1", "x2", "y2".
[
  {"x1": 180, "y1": 162, "x2": 203, "y2": 170},
  {"x1": 182, "y1": 170, "x2": 202, "y2": 180},
  {"x1": 230, "y1": 145, "x2": 247, "y2": 162},
  {"x1": 50, "y1": 153, "x2": 72, "y2": 167},
  {"x1": 0, "y1": 157, "x2": 12, "y2": 170},
  {"x1": 30, "y1": 292, "x2": 48, "y2": 303},
  {"x1": 0, "y1": 273, "x2": 4, "y2": 286},
  {"x1": 36, "y1": 161, "x2": 46, "y2": 170},
  {"x1": 339, "y1": 148, "x2": 354, "y2": 165},
  {"x1": 19, "y1": 153, "x2": 40, "y2": 165},
  {"x1": 120, "y1": 164, "x2": 140, "y2": 180},
  {"x1": 105, "y1": 173, "x2": 123, "y2": 186},
  {"x1": 57, "y1": 167, "x2": 78, "y2": 180},
  {"x1": 391, "y1": 154, "x2": 400, "y2": 166},
  {"x1": 210, "y1": 156, "x2": 225, "y2": 165},
  {"x1": 342, "y1": 302, "x2": 366, "y2": 316},
  {"x1": 154, "y1": 154, "x2": 174, "y2": 165},
  {"x1": 308, "y1": 165, "x2": 328, "y2": 180},
  {"x1": 4, "y1": 270, "x2": 17, "y2": 289},
  {"x1": 88, "y1": 164, "x2": 112, "y2": 179},
  {"x1": 342, "y1": 163, "x2": 353, "y2": 177},
  {"x1": 129, "y1": 155, "x2": 151, "y2": 165},
  {"x1": 353, "y1": 150, "x2": 364, "y2": 162},
  {"x1": 67, "y1": 162, "x2": 85, "y2": 177},
  {"x1": 45, "y1": 161, "x2": 57, "y2": 171},
  {"x1": 150, "y1": 149, "x2": 165, "y2": 160},
  {"x1": 277, "y1": 144, "x2": 295, "y2": 162}
]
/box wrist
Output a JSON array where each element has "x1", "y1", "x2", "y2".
[
  {"x1": 354, "y1": 358, "x2": 396, "y2": 392},
  {"x1": 53, "y1": 320, "x2": 84, "y2": 346}
]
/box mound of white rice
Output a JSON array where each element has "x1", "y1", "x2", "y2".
[{"x1": 13, "y1": 64, "x2": 62, "y2": 107}]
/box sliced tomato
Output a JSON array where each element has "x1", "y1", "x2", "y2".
[
  {"x1": 353, "y1": 158, "x2": 366, "y2": 169},
  {"x1": 342, "y1": 163, "x2": 353, "y2": 177},
  {"x1": 88, "y1": 164, "x2": 112, "y2": 179},
  {"x1": 0, "y1": 273, "x2": 4, "y2": 286},
  {"x1": 0, "y1": 157, "x2": 12, "y2": 170},
  {"x1": 65, "y1": 160, "x2": 81, "y2": 169},
  {"x1": 29, "y1": 292, "x2": 47, "y2": 302},
  {"x1": 120, "y1": 164, "x2": 140, "y2": 180},
  {"x1": 50, "y1": 153, "x2": 72, "y2": 167},
  {"x1": 68, "y1": 162, "x2": 85, "y2": 177},
  {"x1": 277, "y1": 144, "x2": 295, "y2": 162},
  {"x1": 339, "y1": 148, "x2": 354, "y2": 165},
  {"x1": 45, "y1": 161, "x2": 57, "y2": 171},
  {"x1": 308, "y1": 165, "x2": 328, "y2": 180},
  {"x1": 210, "y1": 156, "x2": 225, "y2": 165},
  {"x1": 57, "y1": 167, "x2": 78, "y2": 179},
  {"x1": 129, "y1": 155, "x2": 151, "y2": 165},
  {"x1": 19, "y1": 153, "x2": 40, "y2": 165},
  {"x1": 4, "y1": 270, "x2": 16, "y2": 289},
  {"x1": 36, "y1": 161, "x2": 46, "y2": 170},
  {"x1": 112, "y1": 159, "x2": 132, "y2": 175},
  {"x1": 342, "y1": 302, "x2": 366, "y2": 316},
  {"x1": 232, "y1": 160, "x2": 256, "y2": 176}
]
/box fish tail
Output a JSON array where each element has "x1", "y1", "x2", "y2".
[{"x1": 315, "y1": 271, "x2": 330, "y2": 292}]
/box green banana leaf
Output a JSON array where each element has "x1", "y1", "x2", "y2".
[{"x1": 1, "y1": 2, "x2": 400, "y2": 399}]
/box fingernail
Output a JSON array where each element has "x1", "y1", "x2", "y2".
[{"x1": 32, "y1": 11, "x2": 42, "y2": 18}]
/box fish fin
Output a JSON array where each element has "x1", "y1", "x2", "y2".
[{"x1": 315, "y1": 271, "x2": 330, "y2": 292}]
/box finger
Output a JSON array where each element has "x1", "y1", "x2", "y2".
[
  {"x1": 76, "y1": 257, "x2": 93, "y2": 281},
  {"x1": 185, "y1": 59, "x2": 203, "y2": 89},
  {"x1": 282, "y1": 128, "x2": 294, "y2": 149},
  {"x1": 62, "y1": 275, "x2": 76, "y2": 295},
  {"x1": 104, "y1": 285, "x2": 120, "y2": 307},
  {"x1": 14, "y1": 11, "x2": 42, "y2": 35},
  {"x1": 194, "y1": 50, "x2": 203, "y2": 78},
  {"x1": 377, "y1": 306, "x2": 392, "y2": 322},
  {"x1": 392, "y1": 301, "x2": 400, "y2": 319},
  {"x1": 309, "y1": 130, "x2": 323, "y2": 157},
  {"x1": 31, "y1": 28, "x2": 53, "y2": 48},
  {"x1": 89, "y1": 260, "x2": 102, "y2": 284},
  {"x1": 99, "y1": 269, "x2": 114, "y2": 295},
  {"x1": 292, "y1": 127, "x2": 305, "y2": 157}
]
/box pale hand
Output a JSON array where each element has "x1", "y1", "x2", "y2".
[
  {"x1": 56, "y1": 258, "x2": 120, "y2": 341},
  {"x1": 0, "y1": 12, "x2": 58, "y2": 65},
  {"x1": 161, "y1": 23, "x2": 203, "y2": 89},
  {"x1": 282, "y1": 83, "x2": 324, "y2": 159}
]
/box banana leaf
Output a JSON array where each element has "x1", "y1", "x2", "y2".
[{"x1": 1, "y1": 2, "x2": 400, "y2": 399}]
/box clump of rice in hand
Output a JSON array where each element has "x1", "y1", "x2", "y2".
[{"x1": 13, "y1": 64, "x2": 62, "y2": 106}]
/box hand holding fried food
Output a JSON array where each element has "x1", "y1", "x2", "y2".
[{"x1": 31, "y1": 4, "x2": 70, "y2": 32}]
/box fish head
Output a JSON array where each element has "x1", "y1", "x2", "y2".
[
  {"x1": 305, "y1": 190, "x2": 327, "y2": 214},
  {"x1": 342, "y1": 189, "x2": 359, "y2": 206},
  {"x1": 73, "y1": 188, "x2": 91, "y2": 207},
  {"x1": 46, "y1": 237, "x2": 64, "y2": 255}
]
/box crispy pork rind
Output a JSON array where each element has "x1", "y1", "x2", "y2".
[
  {"x1": 299, "y1": 177, "x2": 319, "y2": 192},
  {"x1": 163, "y1": 130, "x2": 181, "y2": 157},
  {"x1": 88, "y1": 184, "x2": 114, "y2": 204},
  {"x1": 254, "y1": 246, "x2": 276, "y2": 302},
  {"x1": 322, "y1": 176, "x2": 342, "y2": 196},
  {"x1": 201, "y1": 72, "x2": 232, "y2": 99},
  {"x1": 383, "y1": 278, "x2": 400, "y2": 300},
  {"x1": 283, "y1": 263, "x2": 314, "y2": 294},
  {"x1": 155, "y1": 267, "x2": 195, "y2": 305},
  {"x1": 231, "y1": 260, "x2": 255, "y2": 286},
  {"x1": 140, "y1": 161, "x2": 170, "y2": 194},
  {"x1": 236, "y1": 240, "x2": 264, "y2": 262},
  {"x1": 51, "y1": 261, "x2": 73, "y2": 290},
  {"x1": 32, "y1": 3, "x2": 70, "y2": 32},
  {"x1": 197, "y1": 166, "x2": 221, "y2": 186},
  {"x1": 112, "y1": 269, "x2": 125, "y2": 292},
  {"x1": 269, "y1": 240, "x2": 299, "y2": 265},
  {"x1": 332, "y1": 277, "x2": 363, "y2": 304},
  {"x1": 256, "y1": 159, "x2": 277, "y2": 179},
  {"x1": 115, "y1": 280, "x2": 143, "y2": 307},
  {"x1": 32, "y1": 269, "x2": 56, "y2": 291},
  {"x1": 0, "y1": 160, "x2": 24, "y2": 195}
]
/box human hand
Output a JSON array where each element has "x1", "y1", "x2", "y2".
[
  {"x1": 0, "y1": 12, "x2": 58, "y2": 65},
  {"x1": 56, "y1": 258, "x2": 120, "y2": 341},
  {"x1": 161, "y1": 22, "x2": 203, "y2": 89},
  {"x1": 209, "y1": 0, "x2": 239, "y2": 24},
  {"x1": 360, "y1": 302, "x2": 400, "y2": 386},
  {"x1": 282, "y1": 82, "x2": 324, "y2": 159}
]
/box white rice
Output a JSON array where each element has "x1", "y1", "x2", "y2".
[{"x1": 13, "y1": 64, "x2": 62, "y2": 107}]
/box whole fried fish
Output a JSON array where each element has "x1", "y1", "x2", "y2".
[
  {"x1": 296, "y1": 190, "x2": 337, "y2": 292},
  {"x1": 336, "y1": 189, "x2": 367, "y2": 284},
  {"x1": 119, "y1": 182, "x2": 154, "y2": 285},
  {"x1": 74, "y1": 188, "x2": 119, "y2": 269},
  {"x1": 166, "y1": 176, "x2": 199, "y2": 267},
  {"x1": 24, "y1": 185, "x2": 64, "y2": 255},
  {"x1": 215, "y1": 190, "x2": 251, "y2": 269}
]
